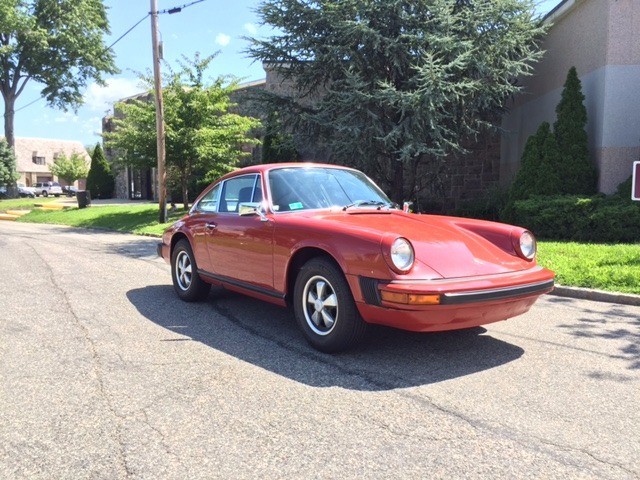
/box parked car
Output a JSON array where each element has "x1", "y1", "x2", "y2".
[
  {"x1": 158, "y1": 163, "x2": 555, "y2": 352},
  {"x1": 17, "y1": 182, "x2": 36, "y2": 198},
  {"x1": 0, "y1": 183, "x2": 35, "y2": 198},
  {"x1": 62, "y1": 185, "x2": 78, "y2": 197},
  {"x1": 33, "y1": 181, "x2": 63, "y2": 197}
]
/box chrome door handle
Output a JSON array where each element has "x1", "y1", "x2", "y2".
[{"x1": 205, "y1": 222, "x2": 217, "y2": 230}]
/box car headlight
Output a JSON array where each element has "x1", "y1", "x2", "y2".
[
  {"x1": 390, "y1": 238, "x2": 415, "y2": 272},
  {"x1": 518, "y1": 231, "x2": 536, "y2": 260}
]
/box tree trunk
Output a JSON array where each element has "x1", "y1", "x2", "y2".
[{"x1": 3, "y1": 93, "x2": 16, "y2": 149}]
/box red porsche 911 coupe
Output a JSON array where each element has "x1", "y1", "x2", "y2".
[{"x1": 158, "y1": 163, "x2": 555, "y2": 352}]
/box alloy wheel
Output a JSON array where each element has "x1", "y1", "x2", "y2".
[
  {"x1": 175, "y1": 250, "x2": 193, "y2": 291},
  {"x1": 302, "y1": 275, "x2": 339, "y2": 336}
]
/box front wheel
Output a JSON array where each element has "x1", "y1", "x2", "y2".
[
  {"x1": 293, "y1": 258, "x2": 367, "y2": 353},
  {"x1": 171, "y1": 239, "x2": 211, "y2": 302},
  {"x1": 42, "y1": 191, "x2": 48, "y2": 197}
]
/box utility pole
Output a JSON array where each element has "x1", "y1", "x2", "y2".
[{"x1": 150, "y1": 0, "x2": 167, "y2": 223}]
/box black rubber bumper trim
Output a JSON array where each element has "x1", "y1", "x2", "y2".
[
  {"x1": 157, "y1": 243, "x2": 163, "y2": 258},
  {"x1": 359, "y1": 276, "x2": 381, "y2": 306},
  {"x1": 440, "y1": 279, "x2": 555, "y2": 305}
]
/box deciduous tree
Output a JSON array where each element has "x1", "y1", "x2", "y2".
[
  {"x1": 247, "y1": 0, "x2": 547, "y2": 202},
  {"x1": 105, "y1": 53, "x2": 261, "y2": 209},
  {"x1": 49, "y1": 151, "x2": 89, "y2": 186},
  {"x1": 0, "y1": 0, "x2": 117, "y2": 148}
]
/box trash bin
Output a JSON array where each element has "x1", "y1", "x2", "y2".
[{"x1": 77, "y1": 190, "x2": 91, "y2": 209}]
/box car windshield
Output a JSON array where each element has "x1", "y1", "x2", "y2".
[{"x1": 268, "y1": 167, "x2": 394, "y2": 212}]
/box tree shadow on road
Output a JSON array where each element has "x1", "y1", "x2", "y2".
[
  {"x1": 127, "y1": 285, "x2": 525, "y2": 391},
  {"x1": 548, "y1": 296, "x2": 640, "y2": 371}
]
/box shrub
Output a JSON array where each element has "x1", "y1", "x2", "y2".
[
  {"x1": 508, "y1": 122, "x2": 562, "y2": 202},
  {"x1": 507, "y1": 193, "x2": 640, "y2": 243},
  {"x1": 454, "y1": 186, "x2": 509, "y2": 222}
]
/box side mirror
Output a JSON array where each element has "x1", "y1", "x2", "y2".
[{"x1": 238, "y1": 202, "x2": 260, "y2": 216}]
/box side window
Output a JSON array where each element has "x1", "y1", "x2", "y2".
[
  {"x1": 219, "y1": 175, "x2": 258, "y2": 213},
  {"x1": 197, "y1": 184, "x2": 220, "y2": 213}
]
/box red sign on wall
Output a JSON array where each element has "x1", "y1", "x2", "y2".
[{"x1": 633, "y1": 161, "x2": 640, "y2": 201}]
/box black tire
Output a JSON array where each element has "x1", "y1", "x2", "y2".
[
  {"x1": 293, "y1": 257, "x2": 368, "y2": 353},
  {"x1": 42, "y1": 191, "x2": 48, "y2": 197},
  {"x1": 171, "y1": 239, "x2": 211, "y2": 302}
]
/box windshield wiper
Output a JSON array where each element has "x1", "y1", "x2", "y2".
[{"x1": 343, "y1": 200, "x2": 394, "y2": 211}]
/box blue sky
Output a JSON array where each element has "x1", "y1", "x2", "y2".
[{"x1": 4, "y1": 0, "x2": 561, "y2": 147}]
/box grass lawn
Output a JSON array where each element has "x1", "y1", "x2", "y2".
[
  {"x1": 537, "y1": 241, "x2": 640, "y2": 294},
  {"x1": 8, "y1": 202, "x2": 640, "y2": 294},
  {"x1": 0, "y1": 197, "x2": 57, "y2": 211},
  {"x1": 16, "y1": 204, "x2": 186, "y2": 236}
]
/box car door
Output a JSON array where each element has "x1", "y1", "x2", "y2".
[
  {"x1": 186, "y1": 183, "x2": 221, "y2": 274},
  {"x1": 205, "y1": 174, "x2": 274, "y2": 290}
]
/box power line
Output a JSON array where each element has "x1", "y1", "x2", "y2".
[
  {"x1": 106, "y1": 14, "x2": 150, "y2": 51},
  {"x1": 14, "y1": 13, "x2": 150, "y2": 113},
  {"x1": 13, "y1": 0, "x2": 207, "y2": 113}
]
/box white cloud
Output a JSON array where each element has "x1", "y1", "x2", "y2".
[
  {"x1": 83, "y1": 77, "x2": 144, "y2": 112},
  {"x1": 53, "y1": 112, "x2": 79, "y2": 124},
  {"x1": 243, "y1": 23, "x2": 258, "y2": 35},
  {"x1": 81, "y1": 116, "x2": 103, "y2": 137},
  {"x1": 215, "y1": 33, "x2": 231, "y2": 46}
]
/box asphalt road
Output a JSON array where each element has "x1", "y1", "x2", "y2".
[{"x1": 1, "y1": 222, "x2": 638, "y2": 479}]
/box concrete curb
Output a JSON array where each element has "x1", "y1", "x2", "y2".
[{"x1": 550, "y1": 285, "x2": 640, "y2": 307}]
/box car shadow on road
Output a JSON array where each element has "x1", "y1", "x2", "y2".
[{"x1": 127, "y1": 285, "x2": 525, "y2": 391}]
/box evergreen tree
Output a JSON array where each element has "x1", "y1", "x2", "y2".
[
  {"x1": 247, "y1": 0, "x2": 547, "y2": 201},
  {"x1": 0, "y1": 138, "x2": 19, "y2": 188},
  {"x1": 86, "y1": 143, "x2": 115, "y2": 199},
  {"x1": 509, "y1": 122, "x2": 562, "y2": 201},
  {"x1": 553, "y1": 67, "x2": 598, "y2": 194},
  {"x1": 262, "y1": 112, "x2": 300, "y2": 163},
  {"x1": 0, "y1": 139, "x2": 19, "y2": 198}
]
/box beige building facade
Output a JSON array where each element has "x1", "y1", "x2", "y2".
[
  {"x1": 501, "y1": 0, "x2": 640, "y2": 193},
  {"x1": 6, "y1": 137, "x2": 91, "y2": 188}
]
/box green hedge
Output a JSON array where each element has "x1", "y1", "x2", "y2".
[{"x1": 504, "y1": 194, "x2": 640, "y2": 242}]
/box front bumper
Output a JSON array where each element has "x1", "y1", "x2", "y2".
[
  {"x1": 351, "y1": 267, "x2": 555, "y2": 332},
  {"x1": 157, "y1": 242, "x2": 170, "y2": 263}
]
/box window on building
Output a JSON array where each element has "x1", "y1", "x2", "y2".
[{"x1": 32, "y1": 156, "x2": 46, "y2": 165}]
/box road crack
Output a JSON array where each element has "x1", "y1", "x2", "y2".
[{"x1": 27, "y1": 244, "x2": 133, "y2": 479}]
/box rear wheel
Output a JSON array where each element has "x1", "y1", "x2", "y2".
[
  {"x1": 293, "y1": 258, "x2": 367, "y2": 353},
  {"x1": 42, "y1": 191, "x2": 48, "y2": 197},
  {"x1": 171, "y1": 239, "x2": 211, "y2": 301}
]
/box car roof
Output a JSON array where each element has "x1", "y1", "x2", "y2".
[{"x1": 219, "y1": 162, "x2": 357, "y2": 182}]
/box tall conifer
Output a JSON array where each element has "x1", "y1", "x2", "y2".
[{"x1": 553, "y1": 67, "x2": 598, "y2": 194}]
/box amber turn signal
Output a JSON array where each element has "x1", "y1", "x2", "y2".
[{"x1": 380, "y1": 291, "x2": 441, "y2": 305}]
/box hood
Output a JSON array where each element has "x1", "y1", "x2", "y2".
[{"x1": 310, "y1": 210, "x2": 528, "y2": 278}]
